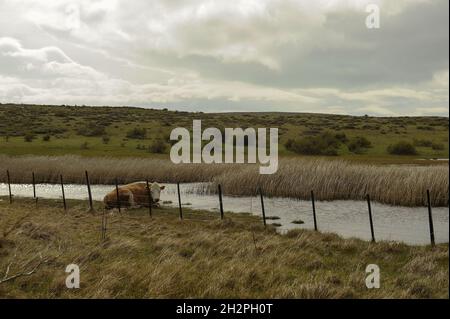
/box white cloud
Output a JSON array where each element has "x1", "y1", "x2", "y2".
[{"x1": 0, "y1": 0, "x2": 448, "y2": 116}]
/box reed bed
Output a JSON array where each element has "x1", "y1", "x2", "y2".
[
  {"x1": 0, "y1": 155, "x2": 448, "y2": 206},
  {"x1": 211, "y1": 158, "x2": 449, "y2": 207}
]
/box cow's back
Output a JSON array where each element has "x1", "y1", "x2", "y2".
[{"x1": 124, "y1": 182, "x2": 149, "y2": 206}]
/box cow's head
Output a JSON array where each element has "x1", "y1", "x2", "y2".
[{"x1": 150, "y1": 182, "x2": 165, "y2": 203}]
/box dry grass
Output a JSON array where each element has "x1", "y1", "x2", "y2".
[
  {"x1": 0, "y1": 197, "x2": 448, "y2": 298},
  {"x1": 212, "y1": 158, "x2": 449, "y2": 207},
  {"x1": 0, "y1": 155, "x2": 448, "y2": 206}
]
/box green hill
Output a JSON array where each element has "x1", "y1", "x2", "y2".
[{"x1": 0, "y1": 103, "x2": 448, "y2": 163}]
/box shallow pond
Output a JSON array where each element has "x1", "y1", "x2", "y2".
[{"x1": 1, "y1": 182, "x2": 448, "y2": 245}]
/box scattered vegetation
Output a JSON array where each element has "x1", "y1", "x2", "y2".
[{"x1": 0, "y1": 104, "x2": 447, "y2": 160}]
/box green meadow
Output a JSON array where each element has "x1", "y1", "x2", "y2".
[{"x1": 1, "y1": 103, "x2": 448, "y2": 163}]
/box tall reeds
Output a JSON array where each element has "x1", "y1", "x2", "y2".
[{"x1": 0, "y1": 155, "x2": 448, "y2": 206}]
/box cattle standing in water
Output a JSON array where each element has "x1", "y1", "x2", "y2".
[{"x1": 103, "y1": 182, "x2": 165, "y2": 209}]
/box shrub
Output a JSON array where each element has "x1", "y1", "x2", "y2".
[
  {"x1": 334, "y1": 133, "x2": 348, "y2": 143},
  {"x1": 431, "y1": 143, "x2": 445, "y2": 150},
  {"x1": 347, "y1": 136, "x2": 372, "y2": 154},
  {"x1": 149, "y1": 139, "x2": 167, "y2": 154},
  {"x1": 416, "y1": 126, "x2": 434, "y2": 131},
  {"x1": 126, "y1": 127, "x2": 147, "y2": 139},
  {"x1": 413, "y1": 139, "x2": 433, "y2": 147},
  {"x1": 285, "y1": 132, "x2": 340, "y2": 156},
  {"x1": 24, "y1": 133, "x2": 34, "y2": 142},
  {"x1": 285, "y1": 139, "x2": 294, "y2": 150},
  {"x1": 76, "y1": 123, "x2": 106, "y2": 137},
  {"x1": 387, "y1": 141, "x2": 417, "y2": 155}
]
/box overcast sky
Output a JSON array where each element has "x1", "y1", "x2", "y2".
[{"x1": 0, "y1": 0, "x2": 448, "y2": 116}]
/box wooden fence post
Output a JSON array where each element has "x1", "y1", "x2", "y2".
[
  {"x1": 60, "y1": 174, "x2": 67, "y2": 211},
  {"x1": 311, "y1": 190, "x2": 318, "y2": 231},
  {"x1": 32, "y1": 172, "x2": 37, "y2": 203},
  {"x1": 177, "y1": 182, "x2": 183, "y2": 220},
  {"x1": 426, "y1": 189, "x2": 435, "y2": 247},
  {"x1": 85, "y1": 170, "x2": 94, "y2": 212},
  {"x1": 258, "y1": 187, "x2": 266, "y2": 227},
  {"x1": 146, "y1": 180, "x2": 152, "y2": 218},
  {"x1": 366, "y1": 194, "x2": 375, "y2": 242},
  {"x1": 218, "y1": 184, "x2": 224, "y2": 220},
  {"x1": 6, "y1": 170, "x2": 12, "y2": 204},
  {"x1": 115, "y1": 178, "x2": 121, "y2": 213}
]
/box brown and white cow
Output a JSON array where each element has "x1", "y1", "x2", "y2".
[{"x1": 103, "y1": 181, "x2": 165, "y2": 209}]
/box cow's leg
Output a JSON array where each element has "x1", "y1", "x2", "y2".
[{"x1": 124, "y1": 190, "x2": 138, "y2": 209}]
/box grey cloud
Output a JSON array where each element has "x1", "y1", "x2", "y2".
[{"x1": 0, "y1": 0, "x2": 448, "y2": 116}]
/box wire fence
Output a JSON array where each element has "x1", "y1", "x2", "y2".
[{"x1": 1, "y1": 169, "x2": 449, "y2": 247}]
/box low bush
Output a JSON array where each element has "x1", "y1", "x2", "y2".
[
  {"x1": 387, "y1": 141, "x2": 417, "y2": 155},
  {"x1": 24, "y1": 133, "x2": 34, "y2": 142},
  {"x1": 347, "y1": 136, "x2": 372, "y2": 154},
  {"x1": 149, "y1": 139, "x2": 167, "y2": 154},
  {"x1": 334, "y1": 132, "x2": 348, "y2": 143},
  {"x1": 285, "y1": 132, "x2": 340, "y2": 156},
  {"x1": 413, "y1": 139, "x2": 433, "y2": 147},
  {"x1": 431, "y1": 143, "x2": 445, "y2": 150},
  {"x1": 126, "y1": 127, "x2": 147, "y2": 139}
]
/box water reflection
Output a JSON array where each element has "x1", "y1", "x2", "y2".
[{"x1": 1, "y1": 182, "x2": 448, "y2": 245}]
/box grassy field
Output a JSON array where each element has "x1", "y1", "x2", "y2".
[
  {"x1": 0, "y1": 103, "x2": 448, "y2": 163},
  {"x1": 0, "y1": 197, "x2": 448, "y2": 298}
]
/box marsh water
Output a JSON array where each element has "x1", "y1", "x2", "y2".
[{"x1": 1, "y1": 182, "x2": 448, "y2": 245}]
